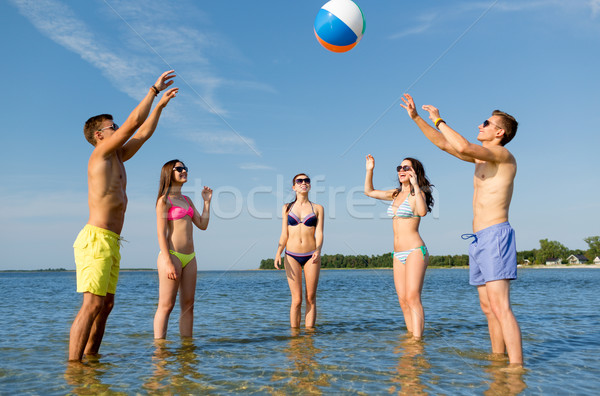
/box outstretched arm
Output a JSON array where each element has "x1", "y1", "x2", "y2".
[
  {"x1": 122, "y1": 87, "x2": 178, "y2": 161},
  {"x1": 96, "y1": 70, "x2": 176, "y2": 158},
  {"x1": 400, "y1": 94, "x2": 475, "y2": 163},
  {"x1": 423, "y1": 103, "x2": 512, "y2": 163},
  {"x1": 364, "y1": 155, "x2": 395, "y2": 200}
]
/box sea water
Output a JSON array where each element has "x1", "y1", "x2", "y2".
[{"x1": 0, "y1": 268, "x2": 599, "y2": 394}]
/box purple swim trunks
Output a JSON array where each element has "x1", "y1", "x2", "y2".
[{"x1": 464, "y1": 222, "x2": 517, "y2": 286}]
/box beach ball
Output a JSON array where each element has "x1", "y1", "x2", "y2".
[{"x1": 314, "y1": 0, "x2": 366, "y2": 53}]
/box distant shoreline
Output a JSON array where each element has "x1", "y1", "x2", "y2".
[
  {"x1": 2, "y1": 264, "x2": 599, "y2": 273},
  {"x1": 526, "y1": 263, "x2": 600, "y2": 269}
]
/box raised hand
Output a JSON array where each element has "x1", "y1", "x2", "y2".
[
  {"x1": 421, "y1": 104, "x2": 441, "y2": 124},
  {"x1": 202, "y1": 186, "x2": 213, "y2": 202},
  {"x1": 400, "y1": 94, "x2": 419, "y2": 120},
  {"x1": 154, "y1": 70, "x2": 176, "y2": 92},
  {"x1": 408, "y1": 169, "x2": 419, "y2": 188},
  {"x1": 158, "y1": 87, "x2": 178, "y2": 108},
  {"x1": 366, "y1": 154, "x2": 375, "y2": 171}
]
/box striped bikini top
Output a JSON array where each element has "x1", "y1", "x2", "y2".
[
  {"x1": 387, "y1": 195, "x2": 420, "y2": 218},
  {"x1": 288, "y1": 202, "x2": 318, "y2": 227}
]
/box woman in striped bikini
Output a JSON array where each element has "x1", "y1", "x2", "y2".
[
  {"x1": 364, "y1": 155, "x2": 434, "y2": 339},
  {"x1": 275, "y1": 173, "x2": 324, "y2": 329},
  {"x1": 153, "y1": 159, "x2": 212, "y2": 339}
]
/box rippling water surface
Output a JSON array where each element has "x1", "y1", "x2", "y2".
[{"x1": 1, "y1": 268, "x2": 599, "y2": 394}]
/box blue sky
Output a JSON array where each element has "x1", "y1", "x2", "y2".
[{"x1": 1, "y1": 0, "x2": 599, "y2": 271}]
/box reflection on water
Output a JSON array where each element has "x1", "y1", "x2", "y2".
[
  {"x1": 3, "y1": 269, "x2": 600, "y2": 394},
  {"x1": 269, "y1": 328, "x2": 331, "y2": 395},
  {"x1": 64, "y1": 360, "x2": 125, "y2": 396},
  {"x1": 483, "y1": 357, "x2": 527, "y2": 396},
  {"x1": 389, "y1": 334, "x2": 430, "y2": 395},
  {"x1": 143, "y1": 339, "x2": 213, "y2": 395}
]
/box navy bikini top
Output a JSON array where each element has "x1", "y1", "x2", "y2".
[{"x1": 287, "y1": 202, "x2": 318, "y2": 227}]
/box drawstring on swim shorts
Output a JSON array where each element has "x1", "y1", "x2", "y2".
[
  {"x1": 117, "y1": 236, "x2": 128, "y2": 248},
  {"x1": 461, "y1": 233, "x2": 477, "y2": 241}
]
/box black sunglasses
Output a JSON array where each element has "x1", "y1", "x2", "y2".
[
  {"x1": 295, "y1": 177, "x2": 311, "y2": 185},
  {"x1": 173, "y1": 166, "x2": 188, "y2": 173},
  {"x1": 483, "y1": 119, "x2": 502, "y2": 129},
  {"x1": 397, "y1": 165, "x2": 411, "y2": 172},
  {"x1": 97, "y1": 123, "x2": 119, "y2": 132}
]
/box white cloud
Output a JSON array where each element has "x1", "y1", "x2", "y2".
[
  {"x1": 8, "y1": 0, "x2": 272, "y2": 155},
  {"x1": 239, "y1": 163, "x2": 274, "y2": 171},
  {"x1": 10, "y1": 0, "x2": 151, "y2": 98},
  {"x1": 181, "y1": 131, "x2": 261, "y2": 155},
  {"x1": 389, "y1": 14, "x2": 436, "y2": 39},
  {"x1": 390, "y1": 0, "x2": 596, "y2": 39},
  {"x1": 591, "y1": 0, "x2": 600, "y2": 17}
]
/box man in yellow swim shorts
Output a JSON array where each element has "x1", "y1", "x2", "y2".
[
  {"x1": 74, "y1": 225, "x2": 121, "y2": 296},
  {"x1": 69, "y1": 70, "x2": 178, "y2": 362}
]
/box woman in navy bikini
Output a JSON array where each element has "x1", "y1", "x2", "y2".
[
  {"x1": 154, "y1": 159, "x2": 212, "y2": 339},
  {"x1": 364, "y1": 155, "x2": 434, "y2": 339},
  {"x1": 275, "y1": 173, "x2": 325, "y2": 329}
]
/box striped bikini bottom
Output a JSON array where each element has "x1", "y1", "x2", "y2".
[{"x1": 392, "y1": 246, "x2": 428, "y2": 265}]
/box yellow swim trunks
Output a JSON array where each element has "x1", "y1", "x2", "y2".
[{"x1": 73, "y1": 224, "x2": 121, "y2": 296}]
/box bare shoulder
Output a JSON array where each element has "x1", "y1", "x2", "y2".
[
  {"x1": 156, "y1": 195, "x2": 167, "y2": 206},
  {"x1": 313, "y1": 203, "x2": 325, "y2": 213},
  {"x1": 89, "y1": 146, "x2": 122, "y2": 170},
  {"x1": 474, "y1": 145, "x2": 516, "y2": 166},
  {"x1": 494, "y1": 145, "x2": 516, "y2": 164},
  {"x1": 88, "y1": 146, "x2": 105, "y2": 167},
  {"x1": 87, "y1": 149, "x2": 111, "y2": 183}
]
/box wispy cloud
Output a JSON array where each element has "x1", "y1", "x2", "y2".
[
  {"x1": 390, "y1": 0, "x2": 596, "y2": 39},
  {"x1": 239, "y1": 163, "x2": 274, "y2": 171},
  {"x1": 591, "y1": 0, "x2": 600, "y2": 17},
  {"x1": 389, "y1": 14, "x2": 437, "y2": 40},
  {"x1": 8, "y1": 0, "x2": 269, "y2": 155},
  {"x1": 9, "y1": 0, "x2": 149, "y2": 97},
  {"x1": 181, "y1": 131, "x2": 261, "y2": 155}
]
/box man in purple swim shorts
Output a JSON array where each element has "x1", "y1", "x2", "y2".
[
  {"x1": 467, "y1": 221, "x2": 517, "y2": 286},
  {"x1": 401, "y1": 94, "x2": 523, "y2": 367}
]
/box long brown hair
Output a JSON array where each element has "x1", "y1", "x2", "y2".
[
  {"x1": 392, "y1": 157, "x2": 434, "y2": 213},
  {"x1": 285, "y1": 173, "x2": 309, "y2": 213},
  {"x1": 156, "y1": 159, "x2": 184, "y2": 206}
]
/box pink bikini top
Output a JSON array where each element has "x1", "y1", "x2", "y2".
[{"x1": 167, "y1": 196, "x2": 194, "y2": 221}]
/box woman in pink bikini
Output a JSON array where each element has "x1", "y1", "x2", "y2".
[
  {"x1": 364, "y1": 155, "x2": 434, "y2": 339},
  {"x1": 153, "y1": 159, "x2": 212, "y2": 339},
  {"x1": 275, "y1": 173, "x2": 324, "y2": 329}
]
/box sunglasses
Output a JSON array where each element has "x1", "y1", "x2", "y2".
[
  {"x1": 397, "y1": 165, "x2": 411, "y2": 172},
  {"x1": 173, "y1": 166, "x2": 188, "y2": 173},
  {"x1": 483, "y1": 119, "x2": 502, "y2": 129},
  {"x1": 295, "y1": 177, "x2": 311, "y2": 185},
  {"x1": 97, "y1": 123, "x2": 119, "y2": 132}
]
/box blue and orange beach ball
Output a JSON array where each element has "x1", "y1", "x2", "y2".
[{"x1": 314, "y1": 0, "x2": 366, "y2": 53}]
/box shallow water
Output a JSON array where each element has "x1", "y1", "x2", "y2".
[{"x1": 1, "y1": 268, "x2": 599, "y2": 394}]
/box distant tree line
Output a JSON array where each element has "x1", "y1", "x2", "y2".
[
  {"x1": 259, "y1": 236, "x2": 600, "y2": 269},
  {"x1": 260, "y1": 253, "x2": 471, "y2": 269},
  {"x1": 517, "y1": 236, "x2": 599, "y2": 264}
]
